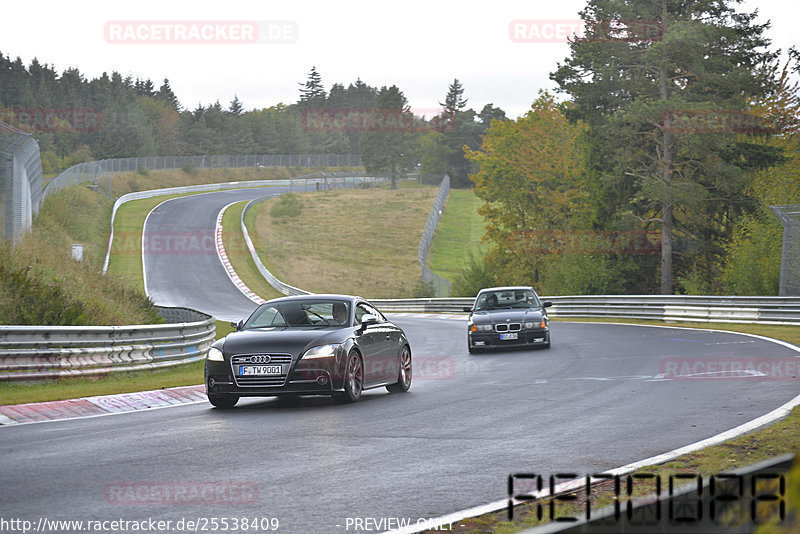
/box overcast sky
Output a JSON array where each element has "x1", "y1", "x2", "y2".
[{"x1": 3, "y1": 0, "x2": 798, "y2": 119}]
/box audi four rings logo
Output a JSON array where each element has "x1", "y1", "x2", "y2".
[{"x1": 250, "y1": 355, "x2": 271, "y2": 363}]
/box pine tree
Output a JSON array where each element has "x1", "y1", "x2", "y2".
[
  {"x1": 360, "y1": 85, "x2": 417, "y2": 188},
  {"x1": 440, "y1": 79, "x2": 468, "y2": 114},
  {"x1": 298, "y1": 66, "x2": 326, "y2": 109},
  {"x1": 552, "y1": 0, "x2": 780, "y2": 293},
  {"x1": 229, "y1": 95, "x2": 244, "y2": 115},
  {"x1": 157, "y1": 78, "x2": 181, "y2": 111}
]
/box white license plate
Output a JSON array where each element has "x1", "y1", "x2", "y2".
[
  {"x1": 239, "y1": 365, "x2": 282, "y2": 376},
  {"x1": 500, "y1": 333, "x2": 518, "y2": 340}
]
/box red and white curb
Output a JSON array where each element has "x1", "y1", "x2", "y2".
[
  {"x1": 0, "y1": 385, "x2": 206, "y2": 426},
  {"x1": 216, "y1": 202, "x2": 266, "y2": 305}
]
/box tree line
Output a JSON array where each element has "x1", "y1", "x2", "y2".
[
  {"x1": 458, "y1": 0, "x2": 800, "y2": 296},
  {"x1": 0, "y1": 54, "x2": 501, "y2": 184}
]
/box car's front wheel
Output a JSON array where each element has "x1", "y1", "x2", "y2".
[
  {"x1": 208, "y1": 394, "x2": 239, "y2": 409},
  {"x1": 387, "y1": 346, "x2": 412, "y2": 393},
  {"x1": 334, "y1": 351, "x2": 363, "y2": 404}
]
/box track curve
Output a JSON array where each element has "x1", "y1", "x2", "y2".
[
  {"x1": 3, "y1": 187, "x2": 798, "y2": 533},
  {"x1": 143, "y1": 186, "x2": 293, "y2": 320}
]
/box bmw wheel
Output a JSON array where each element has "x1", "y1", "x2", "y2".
[
  {"x1": 334, "y1": 351, "x2": 363, "y2": 403},
  {"x1": 387, "y1": 346, "x2": 412, "y2": 393}
]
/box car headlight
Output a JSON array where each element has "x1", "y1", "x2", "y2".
[
  {"x1": 525, "y1": 320, "x2": 548, "y2": 329},
  {"x1": 470, "y1": 324, "x2": 492, "y2": 332},
  {"x1": 302, "y1": 344, "x2": 341, "y2": 360},
  {"x1": 207, "y1": 347, "x2": 224, "y2": 361}
]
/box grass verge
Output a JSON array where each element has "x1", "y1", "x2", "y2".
[
  {"x1": 249, "y1": 185, "x2": 438, "y2": 298},
  {"x1": 106, "y1": 194, "x2": 182, "y2": 291},
  {"x1": 428, "y1": 188, "x2": 487, "y2": 281}
]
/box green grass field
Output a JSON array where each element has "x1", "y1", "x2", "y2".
[
  {"x1": 247, "y1": 185, "x2": 438, "y2": 298},
  {"x1": 106, "y1": 195, "x2": 177, "y2": 291},
  {"x1": 428, "y1": 188, "x2": 487, "y2": 281}
]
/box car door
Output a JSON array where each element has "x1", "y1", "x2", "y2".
[
  {"x1": 354, "y1": 303, "x2": 385, "y2": 385},
  {"x1": 362, "y1": 304, "x2": 398, "y2": 383}
]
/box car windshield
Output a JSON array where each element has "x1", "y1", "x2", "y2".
[
  {"x1": 474, "y1": 290, "x2": 540, "y2": 311},
  {"x1": 243, "y1": 300, "x2": 350, "y2": 329}
]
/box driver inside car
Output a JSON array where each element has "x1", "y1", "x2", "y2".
[{"x1": 332, "y1": 302, "x2": 348, "y2": 325}]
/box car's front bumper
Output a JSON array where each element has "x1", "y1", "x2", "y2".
[
  {"x1": 204, "y1": 358, "x2": 346, "y2": 397},
  {"x1": 468, "y1": 329, "x2": 549, "y2": 350}
]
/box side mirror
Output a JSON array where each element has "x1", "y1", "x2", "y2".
[
  {"x1": 462, "y1": 306, "x2": 473, "y2": 313},
  {"x1": 231, "y1": 320, "x2": 244, "y2": 331},
  {"x1": 360, "y1": 314, "x2": 380, "y2": 327},
  {"x1": 542, "y1": 302, "x2": 552, "y2": 308}
]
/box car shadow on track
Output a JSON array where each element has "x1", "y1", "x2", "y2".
[
  {"x1": 469, "y1": 345, "x2": 550, "y2": 357},
  {"x1": 204, "y1": 391, "x2": 392, "y2": 413}
]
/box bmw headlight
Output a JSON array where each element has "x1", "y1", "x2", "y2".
[
  {"x1": 525, "y1": 319, "x2": 548, "y2": 329},
  {"x1": 471, "y1": 324, "x2": 492, "y2": 332},
  {"x1": 207, "y1": 347, "x2": 224, "y2": 361},
  {"x1": 302, "y1": 344, "x2": 341, "y2": 360}
]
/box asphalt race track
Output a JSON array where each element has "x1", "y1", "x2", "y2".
[
  {"x1": 143, "y1": 185, "x2": 298, "y2": 320},
  {"x1": 2, "y1": 187, "x2": 799, "y2": 534}
]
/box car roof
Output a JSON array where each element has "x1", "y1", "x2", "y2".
[
  {"x1": 476, "y1": 286, "x2": 535, "y2": 294},
  {"x1": 262, "y1": 294, "x2": 366, "y2": 305}
]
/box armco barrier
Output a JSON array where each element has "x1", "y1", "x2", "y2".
[
  {"x1": 240, "y1": 194, "x2": 310, "y2": 297},
  {"x1": 42, "y1": 154, "x2": 363, "y2": 202},
  {"x1": 0, "y1": 307, "x2": 214, "y2": 381},
  {"x1": 372, "y1": 295, "x2": 800, "y2": 325}
]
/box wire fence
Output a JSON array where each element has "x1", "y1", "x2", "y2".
[
  {"x1": 419, "y1": 175, "x2": 452, "y2": 296},
  {"x1": 771, "y1": 205, "x2": 800, "y2": 296},
  {"x1": 41, "y1": 154, "x2": 363, "y2": 202},
  {"x1": 0, "y1": 122, "x2": 42, "y2": 244}
]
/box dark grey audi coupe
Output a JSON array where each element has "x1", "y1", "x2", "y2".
[
  {"x1": 204, "y1": 294, "x2": 412, "y2": 408},
  {"x1": 464, "y1": 286, "x2": 552, "y2": 353}
]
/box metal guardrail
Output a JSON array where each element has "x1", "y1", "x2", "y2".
[
  {"x1": 41, "y1": 154, "x2": 363, "y2": 201},
  {"x1": 419, "y1": 175, "x2": 452, "y2": 296},
  {"x1": 0, "y1": 307, "x2": 215, "y2": 381},
  {"x1": 372, "y1": 295, "x2": 800, "y2": 325}
]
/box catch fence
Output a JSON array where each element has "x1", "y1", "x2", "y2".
[
  {"x1": 771, "y1": 205, "x2": 800, "y2": 296},
  {"x1": 0, "y1": 122, "x2": 42, "y2": 244}
]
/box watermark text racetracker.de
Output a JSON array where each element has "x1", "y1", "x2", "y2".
[
  {"x1": 660, "y1": 357, "x2": 800, "y2": 380},
  {"x1": 0, "y1": 516, "x2": 279, "y2": 533},
  {"x1": 509, "y1": 19, "x2": 663, "y2": 43},
  {"x1": 104, "y1": 481, "x2": 258, "y2": 505},
  {"x1": 104, "y1": 20, "x2": 298, "y2": 44},
  {"x1": 0, "y1": 108, "x2": 102, "y2": 133},
  {"x1": 301, "y1": 108, "x2": 455, "y2": 133},
  {"x1": 513, "y1": 230, "x2": 661, "y2": 255}
]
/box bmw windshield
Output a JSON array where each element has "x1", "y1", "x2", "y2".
[{"x1": 474, "y1": 290, "x2": 541, "y2": 311}]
